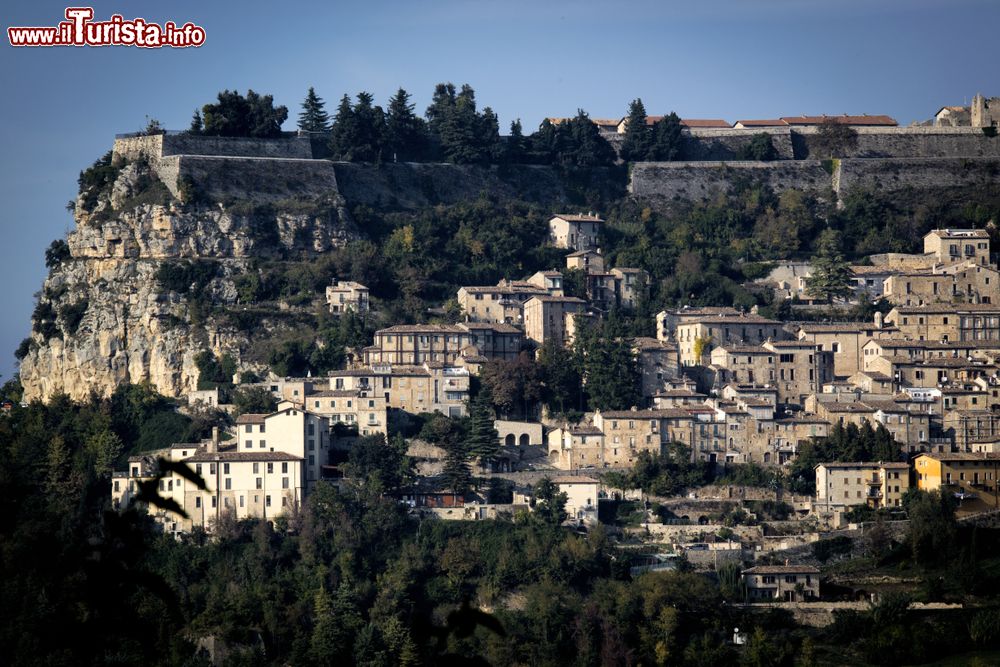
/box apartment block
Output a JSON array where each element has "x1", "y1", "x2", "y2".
[{"x1": 815, "y1": 461, "x2": 910, "y2": 511}]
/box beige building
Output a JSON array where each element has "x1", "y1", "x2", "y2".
[
  {"x1": 915, "y1": 452, "x2": 1000, "y2": 496},
  {"x1": 546, "y1": 424, "x2": 606, "y2": 469},
  {"x1": 363, "y1": 323, "x2": 522, "y2": 366},
  {"x1": 815, "y1": 461, "x2": 910, "y2": 511},
  {"x1": 795, "y1": 321, "x2": 898, "y2": 378},
  {"x1": 457, "y1": 280, "x2": 548, "y2": 324},
  {"x1": 742, "y1": 565, "x2": 820, "y2": 602},
  {"x1": 523, "y1": 295, "x2": 587, "y2": 347},
  {"x1": 710, "y1": 340, "x2": 834, "y2": 406},
  {"x1": 885, "y1": 303, "x2": 1000, "y2": 343},
  {"x1": 882, "y1": 263, "x2": 999, "y2": 307},
  {"x1": 633, "y1": 337, "x2": 681, "y2": 398},
  {"x1": 526, "y1": 270, "x2": 564, "y2": 295},
  {"x1": 923, "y1": 229, "x2": 991, "y2": 266},
  {"x1": 304, "y1": 389, "x2": 388, "y2": 437},
  {"x1": 670, "y1": 311, "x2": 785, "y2": 366},
  {"x1": 328, "y1": 362, "x2": 470, "y2": 418},
  {"x1": 566, "y1": 249, "x2": 605, "y2": 273},
  {"x1": 548, "y1": 213, "x2": 604, "y2": 251},
  {"x1": 113, "y1": 407, "x2": 330, "y2": 534},
  {"x1": 326, "y1": 281, "x2": 370, "y2": 314},
  {"x1": 552, "y1": 475, "x2": 600, "y2": 524}
]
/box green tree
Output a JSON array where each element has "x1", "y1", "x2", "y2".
[
  {"x1": 350, "y1": 91, "x2": 386, "y2": 162},
  {"x1": 582, "y1": 335, "x2": 640, "y2": 411},
  {"x1": 297, "y1": 86, "x2": 330, "y2": 132},
  {"x1": 385, "y1": 88, "x2": 427, "y2": 161},
  {"x1": 441, "y1": 436, "x2": 472, "y2": 495},
  {"x1": 329, "y1": 94, "x2": 357, "y2": 159},
  {"x1": 805, "y1": 228, "x2": 854, "y2": 303},
  {"x1": 650, "y1": 112, "x2": 683, "y2": 161},
  {"x1": 347, "y1": 433, "x2": 414, "y2": 494},
  {"x1": 231, "y1": 385, "x2": 278, "y2": 416},
  {"x1": 811, "y1": 119, "x2": 859, "y2": 158},
  {"x1": 188, "y1": 108, "x2": 202, "y2": 134},
  {"x1": 201, "y1": 89, "x2": 288, "y2": 138},
  {"x1": 905, "y1": 489, "x2": 958, "y2": 567},
  {"x1": 538, "y1": 338, "x2": 583, "y2": 413},
  {"x1": 738, "y1": 132, "x2": 779, "y2": 161},
  {"x1": 505, "y1": 119, "x2": 527, "y2": 164},
  {"x1": 620, "y1": 98, "x2": 652, "y2": 161},
  {"x1": 467, "y1": 390, "x2": 500, "y2": 469},
  {"x1": 557, "y1": 110, "x2": 616, "y2": 168},
  {"x1": 533, "y1": 477, "x2": 567, "y2": 525},
  {"x1": 44, "y1": 240, "x2": 71, "y2": 269},
  {"x1": 479, "y1": 352, "x2": 543, "y2": 419}
]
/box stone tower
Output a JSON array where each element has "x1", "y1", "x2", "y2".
[{"x1": 971, "y1": 93, "x2": 999, "y2": 128}]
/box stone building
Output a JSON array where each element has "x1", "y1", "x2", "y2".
[
  {"x1": 882, "y1": 263, "x2": 1000, "y2": 306},
  {"x1": 326, "y1": 281, "x2": 370, "y2": 314},
  {"x1": 742, "y1": 565, "x2": 820, "y2": 602},
  {"x1": 669, "y1": 311, "x2": 786, "y2": 367},
  {"x1": 548, "y1": 213, "x2": 604, "y2": 251},
  {"x1": 523, "y1": 295, "x2": 587, "y2": 347},
  {"x1": 363, "y1": 323, "x2": 522, "y2": 366},
  {"x1": 923, "y1": 229, "x2": 991, "y2": 266},
  {"x1": 815, "y1": 461, "x2": 911, "y2": 511},
  {"x1": 885, "y1": 303, "x2": 1000, "y2": 343},
  {"x1": 794, "y1": 320, "x2": 898, "y2": 378},
  {"x1": 709, "y1": 340, "x2": 833, "y2": 406},
  {"x1": 456, "y1": 280, "x2": 548, "y2": 324},
  {"x1": 327, "y1": 362, "x2": 470, "y2": 418},
  {"x1": 972, "y1": 94, "x2": 1000, "y2": 129}
]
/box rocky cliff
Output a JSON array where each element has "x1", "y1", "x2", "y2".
[{"x1": 20, "y1": 151, "x2": 357, "y2": 402}]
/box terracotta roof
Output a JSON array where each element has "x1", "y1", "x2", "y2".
[
  {"x1": 527, "y1": 295, "x2": 586, "y2": 304},
  {"x1": 377, "y1": 324, "x2": 466, "y2": 334},
  {"x1": 780, "y1": 114, "x2": 897, "y2": 126},
  {"x1": 680, "y1": 118, "x2": 731, "y2": 128},
  {"x1": 917, "y1": 452, "x2": 1000, "y2": 462},
  {"x1": 734, "y1": 119, "x2": 787, "y2": 127}
]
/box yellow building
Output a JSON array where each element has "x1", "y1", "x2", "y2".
[{"x1": 914, "y1": 452, "x2": 1000, "y2": 497}]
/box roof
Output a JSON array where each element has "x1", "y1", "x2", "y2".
[
  {"x1": 551, "y1": 476, "x2": 599, "y2": 485},
  {"x1": 743, "y1": 565, "x2": 820, "y2": 575},
  {"x1": 780, "y1": 114, "x2": 897, "y2": 126},
  {"x1": 927, "y1": 228, "x2": 990, "y2": 239},
  {"x1": 566, "y1": 249, "x2": 600, "y2": 257},
  {"x1": 599, "y1": 408, "x2": 695, "y2": 419},
  {"x1": 552, "y1": 213, "x2": 604, "y2": 223},
  {"x1": 680, "y1": 118, "x2": 731, "y2": 128},
  {"x1": 734, "y1": 119, "x2": 787, "y2": 127},
  {"x1": 185, "y1": 450, "x2": 303, "y2": 462},
  {"x1": 916, "y1": 452, "x2": 1000, "y2": 462},
  {"x1": 526, "y1": 295, "x2": 587, "y2": 304},
  {"x1": 851, "y1": 265, "x2": 898, "y2": 275},
  {"x1": 235, "y1": 413, "x2": 268, "y2": 424},
  {"x1": 679, "y1": 314, "x2": 783, "y2": 326}
]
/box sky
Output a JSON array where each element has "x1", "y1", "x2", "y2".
[{"x1": 0, "y1": 0, "x2": 998, "y2": 383}]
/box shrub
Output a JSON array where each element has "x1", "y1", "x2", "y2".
[
  {"x1": 78, "y1": 151, "x2": 124, "y2": 212},
  {"x1": 32, "y1": 301, "x2": 59, "y2": 340},
  {"x1": 155, "y1": 260, "x2": 218, "y2": 294},
  {"x1": 44, "y1": 240, "x2": 71, "y2": 269},
  {"x1": 14, "y1": 337, "x2": 33, "y2": 361},
  {"x1": 59, "y1": 299, "x2": 89, "y2": 335}
]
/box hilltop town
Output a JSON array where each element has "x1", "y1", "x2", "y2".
[{"x1": 8, "y1": 88, "x2": 1000, "y2": 665}]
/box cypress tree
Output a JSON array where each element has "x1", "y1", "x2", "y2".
[
  {"x1": 329, "y1": 94, "x2": 356, "y2": 160},
  {"x1": 298, "y1": 87, "x2": 330, "y2": 133},
  {"x1": 189, "y1": 109, "x2": 203, "y2": 134},
  {"x1": 441, "y1": 438, "x2": 472, "y2": 495},
  {"x1": 620, "y1": 98, "x2": 652, "y2": 161},
  {"x1": 467, "y1": 390, "x2": 500, "y2": 469},
  {"x1": 505, "y1": 119, "x2": 526, "y2": 164}
]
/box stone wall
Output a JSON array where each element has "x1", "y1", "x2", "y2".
[
  {"x1": 629, "y1": 160, "x2": 833, "y2": 201},
  {"x1": 112, "y1": 133, "x2": 313, "y2": 162},
  {"x1": 629, "y1": 157, "x2": 1000, "y2": 205},
  {"x1": 793, "y1": 126, "x2": 1000, "y2": 159},
  {"x1": 837, "y1": 156, "x2": 1000, "y2": 194},
  {"x1": 171, "y1": 155, "x2": 342, "y2": 202}
]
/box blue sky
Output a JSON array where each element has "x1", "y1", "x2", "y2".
[{"x1": 1, "y1": 0, "x2": 998, "y2": 383}]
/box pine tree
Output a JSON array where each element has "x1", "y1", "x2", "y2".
[
  {"x1": 329, "y1": 94, "x2": 356, "y2": 160},
  {"x1": 351, "y1": 91, "x2": 386, "y2": 162},
  {"x1": 505, "y1": 119, "x2": 526, "y2": 164},
  {"x1": 650, "y1": 112, "x2": 683, "y2": 161},
  {"x1": 620, "y1": 98, "x2": 652, "y2": 161},
  {"x1": 559, "y1": 110, "x2": 616, "y2": 168},
  {"x1": 530, "y1": 118, "x2": 560, "y2": 165},
  {"x1": 298, "y1": 87, "x2": 330, "y2": 133},
  {"x1": 385, "y1": 88, "x2": 427, "y2": 161},
  {"x1": 805, "y1": 229, "x2": 854, "y2": 303},
  {"x1": 441, "y1": 437, "x2": 472, "y2": 495},
  {"x1": 467, "y1": 390, "x2": 499, "y2": 469},
  {"x1": 189, "y1": 109, "x2": 202, "y2": 134}
]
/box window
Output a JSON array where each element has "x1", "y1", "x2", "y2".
[
  {"x1": 196, "y1": 464, "x2": 202, "y2": 475},
  {"x1": 211, "y1": 496, "x2": 217, "y2": 508},
  {"x1": 223, "y1": 463, "x2": 230, "y2": 475},
  {"x1": 266, "y1": 495, "x2": 271, "y2": 507},
  {"x1": 240, "y1": 495, "x2": 244, "y2": 508},
  {"x1": 195, "y1": 497, "x2": 201, "y2": 508},
  {"x1": 256, "y1": 477, "x2": 263, "y2": 489},
  {"x1": 267, "y1": 462, "x2": 274, "y2": 474},
  {"x1": 282, "y1": 462, "x2": 288, "y2": 473},
  {"x1": 785, "y1": 576, "x2": 797, "y2": 583},
  {"x1": 245, "y1": 440, "x2": 252, "y2": 449},
  {"x1": 225, "y1": 478, "x2": 231, "y2": 490},
  {"x1": 308, "y1": 455, "x2": 315, "y2": 466},
  {"x1": 282, "y1": 477, "x2": 289, "y2": 489},
  {"x1": 253, "y1": 462, "x2": 259, "y2": 474},
  {"x1": 209, "y1": 463, "x2": 217, "y2": 475}
]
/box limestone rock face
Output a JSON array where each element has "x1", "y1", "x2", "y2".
[{"x1": 20, "y1": 154, "x2": 357, "y2": 402}]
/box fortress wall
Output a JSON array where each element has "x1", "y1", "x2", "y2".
[
  {"x1": 629, "y1": 160, "x2": 832, "y2": 201},
  {"x1": 793, "y1": 126, "x2": 1000, "y2": 159},
  {"x1": 630, "y1": 157, "x2": 1000, "y2": 207},
  {"x1": 112, "y1": 133, "x2": 313, "y2": 163},
  {"x1": 837, "y1": 156, "x2": 1000, "y2": 193},
  {"x1": 172, "y1": 155, "x2": 341, "y2": 202},
  {"x1": 683, "y1": 127, "x2": 796, "y2": 160}
]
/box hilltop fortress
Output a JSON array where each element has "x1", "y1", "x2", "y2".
[{"x1": 113, "y1": 96, "x2": 1000, "y2": 211}]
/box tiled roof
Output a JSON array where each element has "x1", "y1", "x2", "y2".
[
  {"x1": 743, "y1": 565, "x2": 820, "y2": 574},
  {"x1": 734, "y1": 119, "x2": 787, "y2": 127},
  {"x1": 552, "y1": 213, "x2": 604, "y2": 223},
  {"x1": 781, "y1": 114, "x2": 897, "y2": 126},
  {"x1": 551, "y1": 476, "x2": 599, "y2": 484},
  {"x1": 235, "y1": 413, "x2": 267, "y2": 424},
  {"x1": 185, "y1": 450, "x2": 303, "y2": 462},
  {"x1": 680, "y1": 119, "x2": 731, "y2": 128}
]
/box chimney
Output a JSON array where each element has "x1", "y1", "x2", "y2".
[
  {"x1": 874, "y1": 311, "x2": 883, "y2": 329},
  {"x1": 206, "y1": 426, "x2": 219, "y2": 453}
]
